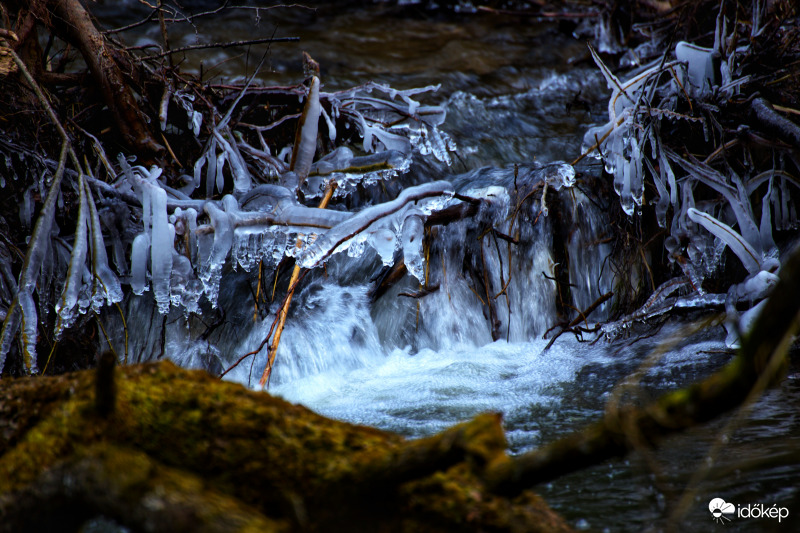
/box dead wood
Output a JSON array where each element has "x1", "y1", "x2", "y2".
[{"x1": 2, "y1": 0, "x2": 162, "y2": 154}]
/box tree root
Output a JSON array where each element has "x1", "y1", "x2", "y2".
[{"x1": 4, "y1": 0, "x2": 162, "y2": 154}]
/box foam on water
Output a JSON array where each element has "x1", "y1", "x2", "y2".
[{"x1": 272, "y1": 337, "x2": 605, "y2": 447}]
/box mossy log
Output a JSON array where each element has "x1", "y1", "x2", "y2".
[{"x1": 0, "y1": 359, "x2": 571, "y2": 533}]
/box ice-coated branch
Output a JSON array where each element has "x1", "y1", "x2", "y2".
[
  {"x1": 687, "y1": 207, "x2": 761, "y2": 275},
  {"x1": 0, "y1": 141, "x2": 70, "y2": 374},
  {"x1": 299, "y1": 181, "x2": 454, "y2": 269},
  {"x1": 213, "y1": 128, "x2": 252, "y2": 194},
  {"x1": 55, "y1": 174, "x2": 90, "y2": 337},
  {"x1": 324, "y1": 80, "x2": 453, "y2": 164},
  {"x1": 0, "y1": 44, "x2": 100, "y2": 374},
  {"x1": 147, "y1": 186, "x2": 174, "y2": 314},
  {"x1": 750, "y1": 97, "x2": 800, "y2": 150},
  {"x1": 196, "y1": 204, "x2": 351, "y2": 236},
  {"x1": 670, "y1": 154, "x2": 754, "y2": 229},
  {"x1": 290, "y1": 75, "x2": 321, "y2": 181}
]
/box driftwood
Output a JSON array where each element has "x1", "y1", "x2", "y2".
[{"x1": 0, "y1": 358, "x2": 571, "y2": 533}]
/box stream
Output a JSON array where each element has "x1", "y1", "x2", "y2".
[{"x1": 95, "y1": 3, "x2": 800, "y2": 531}]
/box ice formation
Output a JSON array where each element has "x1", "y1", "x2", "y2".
[
  {"x1": 581, "y1": 7, "x2": 789, "y2": 343},
  {"x1": 32, "y1": 76, "x2": 460, "y2": 325},
  {"x1": 298, "y1": 181, "x2": 454, "y2": 272},
  {"x1": 292, "y1": 76, "x2": 321, "y2": 180}
]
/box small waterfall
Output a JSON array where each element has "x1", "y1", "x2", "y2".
[
  {"x1": 228, "y1": 280, "x2": 384, "y2": 387},
  {"x1": 566, "y1": 190, "x2": 614, "y2": 321},
  {"x1": 103, "y1": 162, "x2": 616, "y2": 391}
]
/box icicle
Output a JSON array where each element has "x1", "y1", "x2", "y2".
[
  {"x1": 215, "y1": 150, "x2": 227, "y2": 194},
  {"x1": 171, "y1": 252, "x2": 201, "y2": 314},
  {"x1": 141, "y1": 181, "x2": 152, "y2": 234},
  {"x1": 174, "y1": 90, "x2": 203, "y2": 136},
  {"x1": 670, "y1": 153, "x2": 762, "y2": 251},
  {"x1": 206, "y1": 137, "x2": 218, "y2": 198},
  {"x1": 20, "y1": 185, "x2": 35, "y2": 228},
  {"x1": 645, "y1": 158, "x2": 669, "y2": 228},
  {"x1": 402, "y1": 214, "x2": 425, "y2": 283},
  {"x1": 213, "y1": 128, "x2": 252, "y2": 194},
  {"x1": 659, "y1": 149, "x2": 678, "y2": 207},
  {"x1": 130, "y1": 233, "x2": 150, "y2": 295},
  {"x1": 0, "y1": 301, "x2": 20, "y2": 373},
  {"x1": 620, "y1": 157, "x2": 634, "y2": 216},
  {"x1": 0, "y1": 138, "x2": 68, "y2": 372},
  {"x1": 193, "y1": 152, "x2": 207, "y2": 192},
  {"x1": 687, "y1": 207, "x2": 761, "y2": 274},
  {"x1": 630, "y1": 135, "x2": 644, "y2": 208},
  {"x1": 675, "y1": 41, "x2": 717, "y2": 95},
  {"x1": 201, "y1": 197, "x2": 234, "y2": 307},
  {"x1": 758, "y1": 178, "x2": 777, "y2": 255},
  {"x1": 18, "y1": 289, "x2": 37, "y2": 374},
  {"x1": 159, "y1": 85, "x2": 171, "y2": 131},
  {"x1": 185, "y1": 207, "x2": 198, "y2": 264},
  {"x1": 55, "y1": 174, "x2": 89, "y2": 336},
  {"x1": 320, "y1": 104, "x2": 337, "y2": 141},
  {"x1": 292, "y1": 75, "x2": 321, "y2": 180},
  {"x1": 85, "y1": 182, "x2": 124, "y2": 312},
  {"x1": 149, "y1": 186, "x2": 174, "y2": 314},
  {"x1": 368, "y1": 228, "x2": 397, "y2": 266},
  {"x1": 299, "y1": 181, "x2": 452, "y2": 269}
]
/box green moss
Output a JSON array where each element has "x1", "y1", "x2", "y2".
[{"x1": 0, "y1": 361, "x2": 571, "y2": 532}]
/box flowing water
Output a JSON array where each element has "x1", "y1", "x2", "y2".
[{"x1": 95, "y1": 3, "x2": 800, "y2": 531}]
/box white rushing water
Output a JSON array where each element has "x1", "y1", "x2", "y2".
[{"x1": 271, "y1": 337, "x2": 608, "y2": 451}]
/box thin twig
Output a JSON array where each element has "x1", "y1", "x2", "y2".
[
  {"x1": 543, "y1": 292, "x2": 613, "y2": 351},
  {"x1": 138, "y1": 37, "x2": 299, "y2": 61},
  {"x1": 259, "y1": 184, "x2": 336, "y2": 388}
]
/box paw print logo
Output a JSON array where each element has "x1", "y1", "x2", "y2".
[{"x1": 709, "y1": 498, "x2": 735, "y2": 524}]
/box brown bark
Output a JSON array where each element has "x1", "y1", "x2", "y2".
[
  {"x1": 5, "y1": 0, "x2": 163, "y2": 154},
  {"x1": 46, "y1": 0, "x2": 163, "y2": 154}
]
